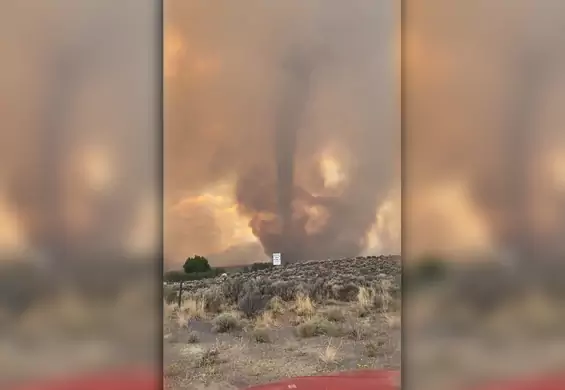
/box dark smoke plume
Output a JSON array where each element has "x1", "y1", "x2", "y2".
[
  {"x1": 274, "y1": 50, "x2": 315, "y2": 263},
  {"x1": 165, "y1": 1, "x2": 397, "y2": 266}
]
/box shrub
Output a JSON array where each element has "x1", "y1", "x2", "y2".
[
  {"x1": 295, "y1": 317, "x2": 342, "y2": 338},
  {"x1": 324, "y1": 307, "x2": 345, "y2": 322},
  {"x1": 266, "y1": 296, "x2": 285, "y2": 316},
  {"x1": 238, "y1": 291, "x2": 270, "y2": 318},
  {"x1": 187, "y1": 331, "x2": 199, "y2": 344},
  {"x1": 255, "y1": 310, "x2": 277, "y2": 328},
  {"x1": 272, "y1": 281, "x2": 296, "y2": 301},
  {"x1": 346, "y1": 323, "x2": 370, "y2": 340},
  {"x1": 295, "y1": 320, "x2": 318, "y2": 338},
  {"x1": 199, "y1": 286, "x2": 224, "y2": 313},
  {"x1": 251, "y1": 327, "x2": 271, "y2": 343},
  {"x1": 212, "y1": 312, "x2": 242, "y2": 333},
  {"x1": 250, "y1": 262, "x2": 273, "y2": 272},
  {"x1": 199, "y1": 348, "x2": 220, "y2": 367},
  {"x1": 333, "y1": 283, "x2": 359, "y2": 301},
  {"x1": 365, "y1": 341, "x2": 380, "y2": 357},
  {"x1": 316, "y1": 318, "x2": 344, "y2": 337}
]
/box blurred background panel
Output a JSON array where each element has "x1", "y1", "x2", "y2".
[
  {"x1": 0, "y1": 0, "x2": 161, "y2": 386},
  {"x1": 404, "y1": 1, "x2": 565, "y2": 389}
]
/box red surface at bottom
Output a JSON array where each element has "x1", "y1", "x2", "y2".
[
  {"x1": 245, "y1": 370, "x2": 399, "y2": 390},
  {"x1": 469, "y1": 373, "x2": 565, "y2": 390},
  {"x1": 7, "y1": 369, "x2": 565, "y2": 390},
  {"x1": 6, "y1": 369, "x2": 158, "y2": 390}
]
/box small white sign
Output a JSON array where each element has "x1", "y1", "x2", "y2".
[{"x1": 272, "y1": 252, "x2": 281, "y2": 266}]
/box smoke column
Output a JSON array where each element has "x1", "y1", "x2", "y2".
[
  {"x1": 274, "y1": 50, "x2": 315, "y2": 263},
  {"x1": 164, "y1": 1, "x2": 398, "y2": 266}
]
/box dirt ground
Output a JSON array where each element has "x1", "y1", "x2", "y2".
[{"x1": 163, "y1": 292, "x2": 401, "y2": 389}]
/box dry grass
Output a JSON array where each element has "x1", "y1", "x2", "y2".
[
  {"x1": 173, "y1": 299, "x2": 208, "y2": 328},
  {"x1": 267, "y1": 296, "x2": 286, "y2": 316},
  {"x1": 176, "y1": 311, "x2": 190, "y2": 329},
  {"x1": 318, "y1": 338, "x2": 341, "y2": 365},
  {"x1": 181, "y1": 298, "x2": 207, "y2": 320},
  {"x1": 199, "y1": 347, "x2": 221, "y2": 367},
  {"x1": 377, "y1": 279, "x2": 393, "y2": 312},
  {"x1": 163, "y1": 256, "x2": 402, "y2": 389},
  {"x1": 357, "y1": 280, "x2": 393, "y2": 313},
  {"x1": 345, "y1": 321, "x2": 371, "y2": 341},
  {"x1": 384, "y1": 312, "x2": 401, "y2": 329},
  {"x1": 357, "y1": 286, "x2": 375, "y2": 309},
  {"x1": 254, "y1": 310, "x2": 277, "y2": 329},
  {"x1": 164, "y1": 301, "x2": 177, "y2": 320},
  {"x1": 293, "y1": 293, "x2": 316, "y2": 317}
]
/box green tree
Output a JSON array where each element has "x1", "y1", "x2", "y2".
[{"x1": 183, "y1": 255, "x2": 211, "y2": 274}]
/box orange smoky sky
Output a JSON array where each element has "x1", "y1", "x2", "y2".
[
  {"x1": 404, "y1": 0, "x2": 565, "y2": 263},
  {"x1": 164, "y1": 0, "x2": 400, "y2": 267}
]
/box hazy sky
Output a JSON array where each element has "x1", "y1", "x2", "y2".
[
  {"x1": 0, "y1": 0, "x2": 159, "y2": 262},
  {"x1": 164, "y1": 0, "x2": 399, "y2": 267},
  {"x1": 404, "y1": 0, "x2": 565, "y2": 262}
]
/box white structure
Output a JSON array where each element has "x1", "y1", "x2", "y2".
[{"x1": 272, "y1": 252, "x2": 281, "y2": 266}]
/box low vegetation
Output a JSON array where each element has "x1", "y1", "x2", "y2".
[{"x1": 163, "y1": 255, "x2": 401, "y2": 389}]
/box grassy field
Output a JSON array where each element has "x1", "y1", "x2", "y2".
[{"x1": 163, "y1": 256, "x2": 401, "y2": 389}]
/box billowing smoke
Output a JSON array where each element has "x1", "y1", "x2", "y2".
[
  {"x1": 273, "y1": 49, "x2": 315, "y2": 263},
  {"x1": 0, "y1": 0, "x2": 159, "y2": 264},
  {"x1": 165, "y1": 1, "x2": 398, "y2": 265},
  {"x1": 405, "y1": 0, "x2": 565, "y2": 264}
]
